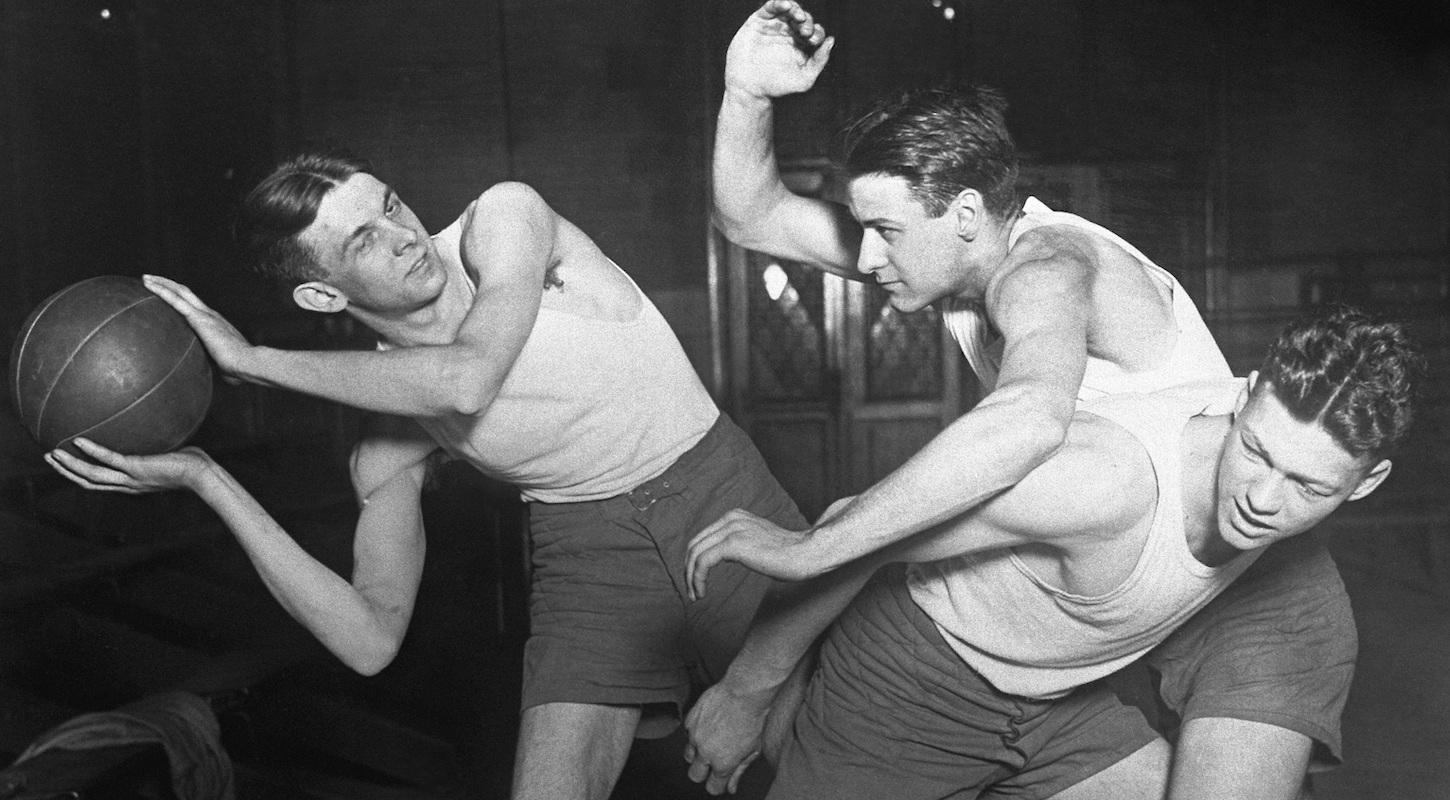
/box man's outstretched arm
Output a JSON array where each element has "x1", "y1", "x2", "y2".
[
  {"x1": 687, "y1": 248, "x2": 1093, "y2": 593},
  {"x1": 47, "y1": 416, "x2": 438, "y2": 675},
  {"x1": 145, "y1": 181, "x2": 556, "y2": 418},
  {"x1": 685, "y1": 419, "x2": 1142, "y2": 794},
  {"x1": 713, "y1": 0, "x2": 861, "y2": 276}
]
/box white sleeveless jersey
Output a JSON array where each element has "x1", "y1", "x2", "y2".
[
  {"x1": 942, "y1": 197, "x2": 1231, "y2": 401},
  {"x1": 393, "y1": 217, "x2": 718, "y2": 503},
  {"x1": 907, "y1": 379, "x2": 1257, "y2": 698}
]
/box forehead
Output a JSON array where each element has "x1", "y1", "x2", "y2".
[
  {"x1": 1236, "y1": 390, "x2": 1369, "y2": 484},
  {"x1": 847, "y1": 173, "x2": 930, "y2": 223},
  {"x1": 301, "y1": 172, "x2": 388, "y2": 252}
]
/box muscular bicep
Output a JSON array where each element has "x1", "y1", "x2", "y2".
[
  {"x1": 891, "y1": 417, "x2": 1144, "y2": 564},
  {"x1": 719, "y1": 191, "x2": 864, "y2": 280},
  {"x1": 454, "y1": 182, "x2": 553, "y2": 348},
  {"x1": 981, "y1": 248, "x2": 1095, "y2": 423},
  {"x1": 348, "y1": 421, "x2": 433, "y2": 635}
]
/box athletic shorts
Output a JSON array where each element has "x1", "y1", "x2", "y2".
[
  {"x1": 770, "y1": 565, "x2": 1160, "y2": 800},
  {"x1": 1140, "y1": 532, "x2": 1356, "y2": 767},
  {"x1": 520, "y1": 415, "x2": 806, "y2": 719}
]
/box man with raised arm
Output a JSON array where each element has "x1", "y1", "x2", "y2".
[
  {"x1": 684, "y1": 3, "x2": 1364, "y2": 798},
  {"x1": 50, "y1": 152, "x2": 805, "y2": 800},
  {"x1": 690, "y1": 308, "x2": 1416, "y2": 800}
]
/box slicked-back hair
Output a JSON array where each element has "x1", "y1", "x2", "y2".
[
  {"x1": 1258, "y1": 306, "x2": 1424, "y2": 460},
  {"x1": 841, "y1": 85, "x2": 1019, "y2": 221},
  {"x1": 236, "y1": 151, "x2": 373, "y2": 285}
]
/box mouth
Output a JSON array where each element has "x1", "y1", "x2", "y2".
[
  {"x1": 405, "y1": 250, "x2": 429, "y2": 279},
  {"x1": 1231, "y1": 499, "x2": 1275, "y2": 538}
]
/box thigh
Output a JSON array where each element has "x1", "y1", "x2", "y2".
[
  {"x1": 523, "y1": 503, "x2": 692, "y2": 711},
  {"x1": 1031, "y1": 740, "x2": 1170, "y2": 800},
  {"x1": 1168, "y1": 717, "x2": 1312, "y2": 800},
  {"x1": 654, "y1": 418, "x2": 807, "y2": 684},
  {"x1": 513, "y1": 702, "x2": 641, "y2": 800}
]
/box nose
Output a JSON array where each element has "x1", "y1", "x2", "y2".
[
  {"x1": 856, "y1": 231, "x2": 887, "y2": 275},
  {"x1": 1244, "y1": 473, "x2": 1285, "y2": 516},
  {"x1": 390, "y1": 222, "x2": 420, "y2": 256}
]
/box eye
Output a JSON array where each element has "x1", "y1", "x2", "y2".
[{"x1": 385, "y1": 198, "x2": 400, "y2": 216}]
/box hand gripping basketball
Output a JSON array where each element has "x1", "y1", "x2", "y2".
[
  {"x1": 143, "y1": 274, "x2": 253, "y2": 386},
  {"x1": 9, "y1": 276, "x2": 213, "y2": 455}
]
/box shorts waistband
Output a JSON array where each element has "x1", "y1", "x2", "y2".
[{"x1": 622, "y1": 414, "x2": 735, "y2": 512}]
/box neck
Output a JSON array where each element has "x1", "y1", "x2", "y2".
[
  {"x1": 955, "y1": 208, "x2": 1023, "y2": 301},
  {"x1": 1180, "y1": 414, "x2": 1240, "y2": 567},
  {"x1": 354, "y1": 276, "x2": 472, "y2": 349}
]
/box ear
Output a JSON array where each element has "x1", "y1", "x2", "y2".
[
  {"x1": 1348, "y1": 459, "x2": 1392, "y2": 502},
  {"x1": 952, "y1": 189, "x2": 985, "y2": 240},
  {"x1": 293, "y1": 281, "x2": 348, "y2": 314},
  {"x1": 1234, "y1": 370, "x2": 1259, "y2": 415}
]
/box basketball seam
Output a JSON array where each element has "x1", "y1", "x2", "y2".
[
  {"x1": 11, "y1": 281, "x2": 88, "y2": 421},
  {"x1": 64, "y1": 334, "x2": 209, "y2": 452},
  {"x1": 34, "y1": 293, "x2": 168, "y2": 443}
]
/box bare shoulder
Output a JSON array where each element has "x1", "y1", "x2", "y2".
[{"x1": 1006, "y1": 225, "x2": 1101, "y2": 271}]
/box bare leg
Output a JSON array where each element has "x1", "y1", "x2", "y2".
[
  {"x1": 512, "y1": 702, "x2": 642, "y2": 800},
  {"x1": 1168, "y1": 718, "x2": 1312, "y2": 800},
  {"x1": 1041, "y1": 739, "x2": 1171, "y2": 800}
]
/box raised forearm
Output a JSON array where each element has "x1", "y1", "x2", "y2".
[
  {"x1": 713, "y1": 90, "x2": 791, "y2": 245},
  {"x1": 190, "y1": 463, "x2": 409, "y2": 673}
]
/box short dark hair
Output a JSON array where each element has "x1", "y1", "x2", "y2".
[
  {"x1": 1258, "y1": 306, "x2": 1424, "y2": 460},
  {"x1": 236, "y1": 151, "x2": 373, "y2": 285},
  {"x1": 841, "y1": 85, "x2": 1019, "y2": 220}
]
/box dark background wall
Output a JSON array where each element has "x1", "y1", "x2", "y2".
[{"x1": 0, "y1": 0, "x2": 1447, "y2": 797}]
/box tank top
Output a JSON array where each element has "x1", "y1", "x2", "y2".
[
  {"x1": 393, "y1": 217, "x2": 719, "y2": 503},
  {"x1": 943, "y1": 197, "x2": 1231, "y2": 401},
  {"x1": 906, "y1": 379, "x2": 1257, "y2": 699}
]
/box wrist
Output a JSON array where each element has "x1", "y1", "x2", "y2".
[
  {"x1": 720, "y1": 664, "x2": 786, "y2": 706},
  {"x1": 188, "y1": 455, "x2": 226, "y2": 495},
  {"x1": 722, "y1": 84, "x2": 776, "y2": 110},
  {"x1": 234, "y1": 345, "x2": 283, "y2": 388}
]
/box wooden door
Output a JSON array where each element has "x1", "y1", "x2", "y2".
[{"x1": 708, "y1": 163, "x2": 969, "y2": 519}]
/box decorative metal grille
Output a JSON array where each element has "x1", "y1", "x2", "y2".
[
  {"x1": 747, "y1": 252, "x2": 827, "y2": 400},
  {"x1": 863, "y1": 284, "x2": 942, "y2": 401}
]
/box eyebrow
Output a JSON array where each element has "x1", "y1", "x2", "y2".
[
  {"x1": 1243, "y1": 433, "x2": 1338, "y2": 492},
  {"x1": 342, "y1": 186, "x2": 395, "y2": 251}
]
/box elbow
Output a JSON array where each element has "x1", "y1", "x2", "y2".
[
  {"x1": 711, "y1": 207, "x2": 758, "y2": 248},
  {"x1": 436, "y1": 356, "x2": 498, "y2": 417},
  {"x1": 343, "y1": 635, "x2": 403, "y2": 677},
  {"x1": 1018, "y1": 409, "x2": 1071, "y2": 467}
]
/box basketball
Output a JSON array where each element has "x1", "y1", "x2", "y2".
[{"x1": 8, "y1": 276, "x2": 213, "y2": 455}]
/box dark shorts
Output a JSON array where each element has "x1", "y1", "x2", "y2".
[
  {"x1": 520, "y1": 415, "x2": 806, "y2": 718},
  {"x1": 1139, "y1": 532, "x2": 1356, "y2": 767},
  {"x1": 770, "y1": 565, "x2": 1159, "y2": 800}
]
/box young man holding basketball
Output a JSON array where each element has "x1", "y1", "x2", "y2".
[
  {"x1": 47, "y1": 152, "x2": 803, "y2": 800},
  {"x1": 681, "y1": 3, "x2": 1365, "y2": 798}
]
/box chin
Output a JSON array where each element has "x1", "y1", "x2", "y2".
[{"x1": 887, "y1": 294, "x2": 930, "y2": 313}]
